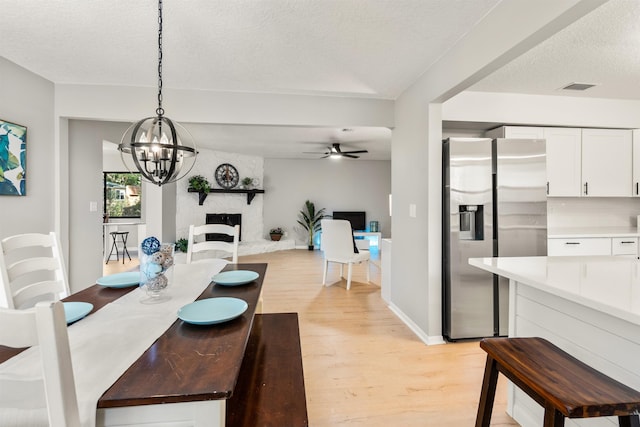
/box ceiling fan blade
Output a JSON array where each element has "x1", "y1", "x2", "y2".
[
  {"x1": 342, "y1": 150, "x2": 368, "y2": 154},
  {"x1": 343, "y1": 153, "x2": 359, "y2": 159},
  {"x1": 321, "y1": 154, "x2": 330, "y2": 158}
]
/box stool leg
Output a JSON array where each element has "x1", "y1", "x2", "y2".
[
  {"x1": 619, "y1": 415, "x2": 640, "y2": 427},
  {"x1": 120, "y1": 234, "x2": 131, "y2": 264},
  {"x1": 107, "y1": 235, "x2": 118, "y2": 264},
  {"x1": 475, "y1": 355, "x2": 499, "y2": 427},
  {"x1": 543, "y1": 403, "x2": 565, "y2": 427}
]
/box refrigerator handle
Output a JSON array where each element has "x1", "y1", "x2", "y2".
[
  {"x1": 546, "y1": 182, "x2": 549, "y2": 195},
  {"x1": 636, "y1": 182, "x2": 638, "y2": 195},
  {"x1": 584, "y1": 182, "x2": 589, "y2": 196}
]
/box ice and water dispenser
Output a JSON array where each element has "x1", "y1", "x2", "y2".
[{"x1": 459, "y1": 205, "x2": 484, "y2": 241}]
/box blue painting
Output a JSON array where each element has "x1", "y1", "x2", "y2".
[{"x1": 0, "y1": 119, "x2": 26, "y2": 196}]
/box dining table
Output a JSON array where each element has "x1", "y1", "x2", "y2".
[{"x1": 0, "y1": 261, "x2": 268, "y2": 427}]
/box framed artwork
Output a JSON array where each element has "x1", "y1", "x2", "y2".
[{"x1": 0, "y1": 119, "x2": 27, "y2": 196}]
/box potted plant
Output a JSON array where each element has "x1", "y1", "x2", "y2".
[
  {"x1": 269, "y1": 227, "x2": 284, "y2": 241},
  {"x1": 241, "y1": 177, "x2": 254, "y2": 189},
  {"x1": 188, "y1": 175, "x2": 211, "y2": 193},
  {"x1": 174, "y1": 238, "x2": 188, "y2": 253},
  {"x1": 297, "y1": 200, "x2": 326, "y2": 250}
]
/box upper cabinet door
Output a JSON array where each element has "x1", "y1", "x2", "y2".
[
  {"x1": 581, "y1": 129, "x2": 632, "y2": 197},
  {"x1": 485, "y1": 126, "x2": 544, "y2": 139},
  {"x1": 543, "y1": 128, "x2": 582, "y2": 197},
  {"x1": 632, "y1": 130, "x2": 640, "y2": 197}
]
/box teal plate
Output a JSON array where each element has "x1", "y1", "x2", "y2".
[
  {"x1": 212, "y1": 270, "x2": 259, "y2": 286},
  {"x1": 178, "y1": 297, "x2": 248, "y2": 325},
  {"x1": 63, "y1": 302, "x2": 93, "y2": 324},
  {"x1": 96, "y1": 271, "x2": 140, "y2": 288}
]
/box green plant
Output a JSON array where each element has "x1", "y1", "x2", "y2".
[
  {"x1": 188, "y1": 175, "x2": 210, "y2": 193},
  {"x1": 241, "y1": 177, "x2": 253, "y2": 187},
  {"x1": 174, "y1": 238, "x2": 188, "y2": 253},
  {"x1": 296, "y1": 200, "x2": 326, "y2": 248},
  {"x1": 269, "y1": 227, "x2": 284, "y2": 235}
]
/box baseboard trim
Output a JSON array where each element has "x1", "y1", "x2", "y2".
[{"x1": 388, "y1": 302, "x2": 445, "y2": 346}]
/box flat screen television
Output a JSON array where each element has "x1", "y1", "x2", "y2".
[{"x1": 332, "y1": 211, "x2": 366, "y2": 231}]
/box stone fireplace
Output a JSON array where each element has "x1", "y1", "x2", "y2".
[{"x1": 206, "y1": 213, "x2": 242, "y2": 242}]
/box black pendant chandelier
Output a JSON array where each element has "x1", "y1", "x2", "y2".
[{"x1": 118, "y1": 0, "x2": 197, "y2": 186}]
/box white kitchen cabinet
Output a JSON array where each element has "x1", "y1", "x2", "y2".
[
  {"x1": 485, "y1": 126, "x2": 544, "y2": 139},
  {"x1": 547, "y1": 237, "x2": 611, "y2": 256},
  {"x1": 611, "y1": 237, "x2": 638, "y2": 257},
  {"x1": 632, "y1": 129, "x2": 640, "y2": 197},
  {"x1": 581, "y1": 129, "x2": 632, "y2": 197},
  {"x1": 543, "y1": 127, "x2": 582, "y2": 197}
]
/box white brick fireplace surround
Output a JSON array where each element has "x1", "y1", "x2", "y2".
[{"x1": 175, "y1": 148, "x2": 294, "y2": 258}]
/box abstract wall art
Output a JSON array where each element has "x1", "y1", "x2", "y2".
[{"x1": 0, "y1": 119, "x2": 27, "y2": 196}]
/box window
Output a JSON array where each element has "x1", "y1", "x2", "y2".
[{"x1": 104, "y1": 172, "x2": 142, "y2": 219}]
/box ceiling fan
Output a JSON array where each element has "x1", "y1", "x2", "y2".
[{"x1": 308, "y1": 143, "x2": 369, "y2": 159}]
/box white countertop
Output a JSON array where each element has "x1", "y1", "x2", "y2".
[
  {"x1": 548, "y1": 226, "x2": 640, "y2": 238},
  {"x1": 469, "y1": 256, "x2": 640, "y2": 326}
]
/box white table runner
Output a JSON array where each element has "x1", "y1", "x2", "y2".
[{"x1": 0, "y1": 260, "x2": 228, "y2": 427}]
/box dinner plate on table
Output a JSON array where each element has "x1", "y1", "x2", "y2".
[
  {"x1": 178, "y1": 297, "x2": 248, "y2": 325},
  {"x1": 96, "y1": 271, "x2": 140, "y2": 288},
  {"x1": 212, "y1": 270, "x2": 259, "y2": 286},
  {"x1": 63, "y1": 302, "x2": 94, "y2": 324}
]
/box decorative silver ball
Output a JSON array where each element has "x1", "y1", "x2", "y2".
[
  {"x1": 162, "y1": 255, "x2": 174, "y2": 269},
  {"x1": 147, "y1": 274, "x2": 168, "y2": 291},
  {"x1": 151, "y1": 251, "x2": 165, "y2": 265}
]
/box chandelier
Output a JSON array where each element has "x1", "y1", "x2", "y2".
[{"x1": 118, "y1": 0, "x2": 197, "y2": 186}]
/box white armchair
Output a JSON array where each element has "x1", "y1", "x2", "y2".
[{"x1": 320, "y1": 219, "x2": 370, "y2": 290}]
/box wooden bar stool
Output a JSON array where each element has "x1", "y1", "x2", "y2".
[
  {"x1": 475, "y1": 337, "x2": 640, "y2": 427},
  {"x1": 107, "y1": 231, "x2": 131, "y2": 264}
]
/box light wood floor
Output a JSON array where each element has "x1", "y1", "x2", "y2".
[{"x1": 104, "y1": 249, "x2": 518, "y2": 426}]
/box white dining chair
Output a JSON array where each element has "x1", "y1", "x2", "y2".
[
  {"x1": 320, "y1": 219, "x2": 370, "y2": 290},
  {"x1": 187, "y1": 224, "x2": 240, "y2": 264},
  {"x1": 0, "y1": 232, "x2": 70, "y2": 309},
  {"x1": 0, "y1": 300, "x2": 81, "y2": 427}
]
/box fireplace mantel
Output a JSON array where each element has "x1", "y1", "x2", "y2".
[{"x1": 188, "y1": 188, "x2": 265, "y2": 205}]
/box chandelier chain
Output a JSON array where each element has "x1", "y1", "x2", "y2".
[{"x1": 156, "y1": 0, "x2": 164, "y2": 117}]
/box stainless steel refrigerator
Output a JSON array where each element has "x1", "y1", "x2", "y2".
[{"x1": 442, "y1": 137, "x2": 547, "y2": 341}]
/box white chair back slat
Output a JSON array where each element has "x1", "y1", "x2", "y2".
[
  {"x1": 0, "y1": 307, "x2": 38, "y2": 347},
  {"x1": 187, "y1": 224, "x2": 239, "y2": 264},
  {"x1": 12, "y1": 280, "x2": 66, "y2": 309},
  {"x1": 0, "y1": 232, "x2": 70, "y2": 309},
  {"x1": 1, "y1": 233, "x2": 55, "y2": 251},
  {"x1": 7, "y1": 257, "x2": 60, "y2": 280}
]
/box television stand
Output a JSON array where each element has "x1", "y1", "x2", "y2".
[{"x1": 353, "y1": 231, "x2": 382, "y2": 249}]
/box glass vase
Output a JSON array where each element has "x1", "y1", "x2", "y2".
[{"x1": 139, "y1": 242, "x2": 174, "y2": 304}]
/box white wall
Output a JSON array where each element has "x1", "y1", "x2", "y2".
[
  {"x1": 264, "y1": 159, "x2": 391, "y2": 246},
  {"x1": 68, "y1": 120, "x2": 130, "y2": 291},
  {"x1": 0, "y1": 57, "x2": 55, "y2": 238}
]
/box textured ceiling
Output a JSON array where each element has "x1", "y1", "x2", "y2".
[
  {"x1": 3, "y1": 1, "x2": 637, "y2": 158},
  {"x1": 471, "y1": 0, "x2": 640, "y2": 99},
  {"x1": 1, "y1": 0, "x2": 500, "y2": 99}
]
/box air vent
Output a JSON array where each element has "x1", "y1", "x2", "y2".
[{"x1": 561, "y1": 82, "x2": 597, "y2": 91}]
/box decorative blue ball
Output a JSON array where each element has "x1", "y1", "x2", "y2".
[{"x1": 141, "y1": 236, "x2": 161, "y2": 255}]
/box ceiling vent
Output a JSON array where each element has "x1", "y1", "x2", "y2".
[{"x1": 561, "y1": 82, "x2": 597, "y2": 91}]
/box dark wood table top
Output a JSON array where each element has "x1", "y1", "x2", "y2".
[{"x1": 0, "y1": 263, "x2": 267, "y2": 409}]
